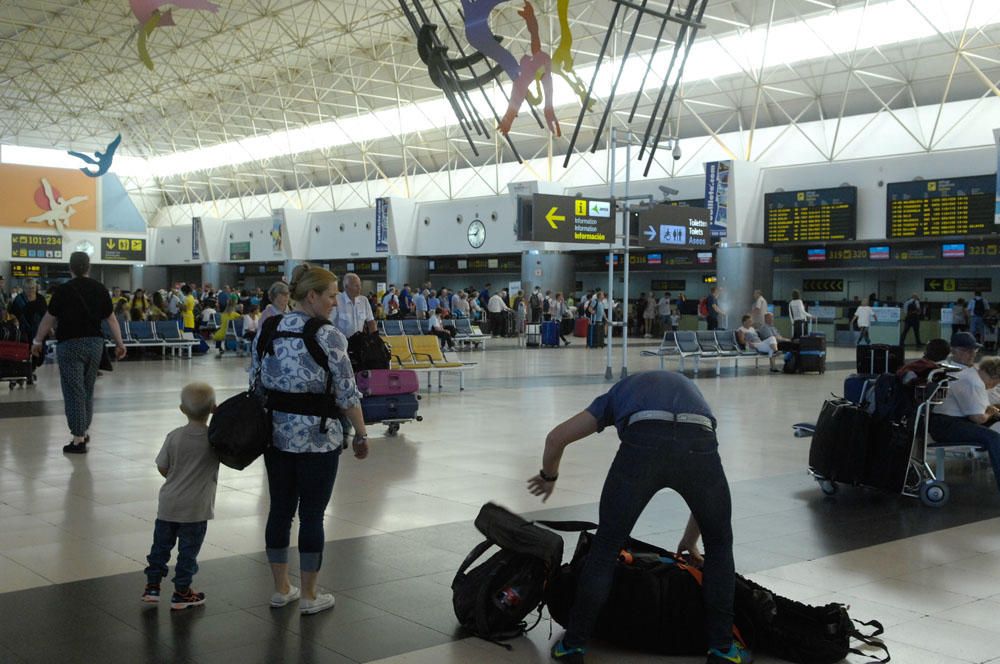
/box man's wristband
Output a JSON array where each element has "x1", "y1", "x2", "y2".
[{"x1": 539, "y1": 469, "x2": 558, "y2": 482}]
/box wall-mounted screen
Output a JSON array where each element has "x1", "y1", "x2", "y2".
[
  {"x1": 942, "y1": 243, "x2": 966, "y2": 258},
  {"x1": 869, "y1": 246, "x2": 890, "y2": 260},
  {"x1": 764, "y1": 187, "x2": 857, "y2": 243},
  {"x1": 886, "y1": 174, "x2": 996, "y2": 238}
]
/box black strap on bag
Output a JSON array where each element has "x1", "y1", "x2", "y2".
[{"x1": 255, "y1": 315, "x2": 342, "y2": 433}]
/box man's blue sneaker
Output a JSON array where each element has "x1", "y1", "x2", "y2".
[
  {"x1": 551, "y1": 639, "x2": 586, "y2": 663},
  {"x1": 707, "y1": 642, "x2": 754, "y2": 664}
]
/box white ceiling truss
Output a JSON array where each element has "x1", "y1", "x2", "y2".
[{"x1": 0, "y1": 0, "x2": 998, "y2": 225}]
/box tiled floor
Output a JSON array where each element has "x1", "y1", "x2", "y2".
[{"x1": 1, "y1": 341, "x2": 999, "y2": 663}]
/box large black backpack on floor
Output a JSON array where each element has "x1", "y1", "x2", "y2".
[
  {"x1": 543, "y1": 524, "x2": 889, "y2": 664},
  {"x1": 452, "y1": 503, "x2": 564, "y2": 646}
]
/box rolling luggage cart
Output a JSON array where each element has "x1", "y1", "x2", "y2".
[
  {"x1": 806, "y1": 368, "x2": 958, "y2": 507},
  {"x1": 0, "y1": 341, "x2": 35, "y2": 389}
]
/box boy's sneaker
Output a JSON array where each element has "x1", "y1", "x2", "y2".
[
  {"x1": 170, "y1": 588, "x2": 206, "y2": 610},
  {"x1": 270, "y1": 585, "x2": 301, "y2": 608},
  {"x1": 707, "y1": 642, "x2": 754, "y2": 664},
  {"x1": 299, "y1": 593, "x2": 335, "y2": 615},
  {"x1": 141, "y1": 584, "x2": 160, "y2": 603},
  {"x1": 551, "y1": 639, "x2": 586, "y2": 663},
  {"x1": 62, "y1": 441, "x2": 87, "y2": 454}
]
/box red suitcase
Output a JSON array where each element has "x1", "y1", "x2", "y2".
[
  {"x1": 574, "y1": 318, "x2": 589, "y2": 338},
  {"x1": 355, "y1": 369, "x2": 420, "y2": 396},
  {"x1": 0, "y1": 341, "x2": 30, "y2": 362}
]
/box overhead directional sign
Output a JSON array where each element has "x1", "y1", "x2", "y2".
[
  {"x1": 101, "y1": 237, "x2": 146, "y2": 261},
  {"x1": 802, "y1": 279, "x2": 844, "y2": 292},
  {"x1": 924, "y1": 277, "x2": 992, "y2": 292},
  {"x1": 529, "y1": 193, "x2": 614, "y2": 244},
  {"x1": 630, "y1": 205, "x2": 711, "y2": 248}
]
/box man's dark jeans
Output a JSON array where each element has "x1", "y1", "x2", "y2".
[
  {"x1": 264, "y1": 447, "x2": 341, "y2": 572},
  {"x1": 145, "y1": 519, "x2": 208, "y2": 590},
  {"x1": 929, "y1": 415, "x2": 1000, "y2": 491},
  {"x1": 563, "y1": 422, "x2": 735, "y2": 652}
]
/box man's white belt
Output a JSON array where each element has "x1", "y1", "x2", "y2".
[{"x1": 627, "y1": 410, "x2": 715, "y2": 431}]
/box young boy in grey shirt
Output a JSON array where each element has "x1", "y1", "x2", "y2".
[{"x1": 142, "y1": 383, "x2": 219, "y2": 610}]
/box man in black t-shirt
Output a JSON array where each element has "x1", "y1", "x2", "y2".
[{"x1": 31, "y1": 252, "x2": 126, "y2": 454}]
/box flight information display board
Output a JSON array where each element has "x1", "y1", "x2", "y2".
[
  {"x1": 886, "y1": 174, "x2": 996, "y2": 238},
  {"x1": 764, "y1": 187, "x2": 857, "y2": 243}
]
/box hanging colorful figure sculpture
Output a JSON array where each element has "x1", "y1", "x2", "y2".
[
  {"x1": 498, "y1": 1, "x2": 559, "y2": 137},
  {"x1": 67, "y1": 134, "x2": 122, "y2": 177}
]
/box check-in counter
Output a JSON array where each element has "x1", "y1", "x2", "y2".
[
  {"x1": 810, "y1": 306, "x2": 837, "y2": 339},
  {"x1": 870, "y1": 306, "x2": 901, "y2": 345}
]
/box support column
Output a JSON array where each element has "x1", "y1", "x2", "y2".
[
  {"x1": 520, "y1": 251, "x2": 575, "y2": 297},
  {"x1": 201, "y1": 263, "x2": 220, "y2": 290},
  {"x1": 715, "y1": 245, "x2": 774, "y2": 329}
]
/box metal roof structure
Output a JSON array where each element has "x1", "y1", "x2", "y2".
[{"x1": 1, "y1": 0, "x2": 998, "y2": 221}]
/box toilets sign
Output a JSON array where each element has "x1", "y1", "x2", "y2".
[{"x1": 630, "y1": 205, "x2": 711, "y2": 249}]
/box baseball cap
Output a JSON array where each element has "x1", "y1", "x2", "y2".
[{"x1": 950, "y1": 331, "x2": 981, "y2": 349}]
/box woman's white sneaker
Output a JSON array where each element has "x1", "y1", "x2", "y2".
[
  {"x1": 270, "y1": 585, "x2": 301, "y2": 608},
  {"x1": 300, "y1": 593, "x2": 335, "y2": 615}
]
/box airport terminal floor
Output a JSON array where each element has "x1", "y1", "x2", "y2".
[{"x1": 1, "y1": 341, "x2": 1000, "y2": 664}]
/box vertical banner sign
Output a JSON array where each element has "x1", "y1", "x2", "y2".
[
  {"x1": 271, "y1": 209, "x2": 285, "y2": 257},
  {"x1": 191, "y1": 217, "x2": 201, "y2": 260},
  {"x1": 375, "y1": 197, "x2": 389, "y2": 253},
  {"x1": 704, "y1": 160, "x2": 731, "y2": 239},
  {"x1": 994, "y1": 128, "x2": 1000, "y2": 226}
]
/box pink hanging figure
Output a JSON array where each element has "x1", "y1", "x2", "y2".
[
  {"x1": 129, "y1": 0, "x2": 220, "y2": 26},
  {"x1": 498, "y1": 1, "x2": 560, "y2": 137}
]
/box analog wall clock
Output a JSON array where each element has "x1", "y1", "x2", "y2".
[{"x1": 468, "y1": 219, "x2": 486, "y2": 248}]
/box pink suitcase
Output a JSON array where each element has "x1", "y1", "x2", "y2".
[{"x1": 355, "y1": 369, "x2": 420, "y2": 396}]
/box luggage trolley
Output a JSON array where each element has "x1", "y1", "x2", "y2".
[
  {"x1": 806, "y1": 368, "x2": 958, "y2": 507},
  {"x1": 0, "y1": 340, "x2": 35, "y2": 389}
]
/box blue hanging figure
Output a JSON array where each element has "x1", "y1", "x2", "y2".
[{"x1": 67, "y1": 134, "x2": 121, "y2": 177}]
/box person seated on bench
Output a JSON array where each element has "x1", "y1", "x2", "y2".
[
  {"x1": 428, "y1": 307, "x2": 456, "y2": 351},
  {"x1": 527, "y1": 371, "x2": 750, "y2": 664},
  {"x1": 756, "y1": 312, "x2": 787, "y2": 345},
  {"x1": 735, "y1": 314, "x2": 779, "y2": 372},
  {"x1": 927, "y1": 332, "x2": 1000, "y2": 493}
]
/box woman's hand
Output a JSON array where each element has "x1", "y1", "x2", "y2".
[
  {"x1": 352, "y1": 433, "x2": 369, "y2": 460},
  {"x1": 115, "y1": 343, "x2": 127, "y2": 360}
]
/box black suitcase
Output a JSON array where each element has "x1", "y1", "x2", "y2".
[
  {"x1": 587, "y1": 321, "x2": 605, "y2": 348},
  {"x1": 362, "y1": 394, "x2": 420, "y2": 423},
  {"x1": 856, "y1": 344, "x2": 903, "y2": 374},
  {"x1": 560, "y1": 318, "x2": 575, "y2": 336},
  {"x1": 502, "y1": 311, "x2": 518, "y2": 337},
  {"x1": 862, "y1": 419, "x2": 912, "y2": 492},
  {"x1": 808, "y1": 399, "x2": 871, "y2": 484},
  {"x1": 798, "y1": 335, "x2": 826, "y2": 374}
]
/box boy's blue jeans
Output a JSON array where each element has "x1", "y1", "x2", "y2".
[
  {"x1": 564, "y1": 422, "x2": 736, "y2": 652},
  {"x1": 144, "y1": 519, "x2": 208, "y2": 590}
]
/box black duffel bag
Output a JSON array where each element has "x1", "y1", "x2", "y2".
[
  {"x1": 543, "y1": 524, "x2": 888, "y2": 664},
  {"x1": 348, "y1": 330, "x2": 391, "y2": 372}
]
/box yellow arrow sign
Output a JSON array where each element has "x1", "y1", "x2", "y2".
[
  {"x1": 106, "y1": 239, "x2": 115, "y2": 249},
  {"x1": 545, "y1": 207, "x2": 565, "y2": 229}
]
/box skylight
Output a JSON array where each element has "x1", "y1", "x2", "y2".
[{"x1": 2, "y1": 0, "x2": 997, "y2": 179}]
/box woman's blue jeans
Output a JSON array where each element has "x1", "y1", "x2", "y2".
[
  {"x1": 264, "y1": 447, "x2": 341, "y2": 572},
  {"x1": 564, "y1": 422, "x2": 736, "y2": 652}
]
